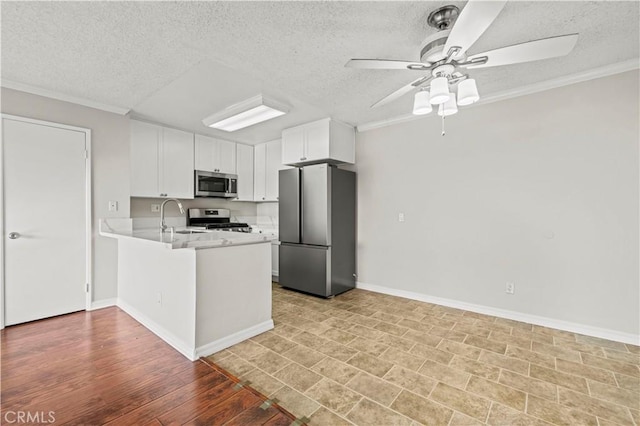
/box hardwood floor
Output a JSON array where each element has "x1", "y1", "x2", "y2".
[{"x1": 0, "y1": 307, "x2": 297, "y2": 425}]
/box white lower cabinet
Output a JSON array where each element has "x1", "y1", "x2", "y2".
[{"x1": 130, "y1": 120, "x2": 194, "y2": 199}]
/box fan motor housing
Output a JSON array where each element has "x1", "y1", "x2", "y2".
[{"x1": 420, "y1": 30, "x2": 450, "y2": 63}]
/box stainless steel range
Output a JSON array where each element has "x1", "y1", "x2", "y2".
[{"x1": 187, "y1": 208, "x2": 251, "y2": 232}]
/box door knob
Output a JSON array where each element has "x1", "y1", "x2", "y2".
[{"x1": 8, "y1": 232, "x2": 20, "y2": 239}]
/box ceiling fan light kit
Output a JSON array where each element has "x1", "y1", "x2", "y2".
[
  {"x1": 438, "y1": 95, "x2": 458, "y2": 117},
  {"x1": 429, "y1": 76, "x2": 451, "y2": 105},
  {"x1": 345, "y1": 0, "x2": 580, "y2": 133},
  {"x1": 412, "y1": 90, "x2": 432, "y2": 115},
  {"x1": 457, "y1": 78, "x2": 479, "y2": 106}
]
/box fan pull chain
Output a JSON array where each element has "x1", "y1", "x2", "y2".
[{"x1": 441, "y1": 114, "x2": 446, "y2": 136}]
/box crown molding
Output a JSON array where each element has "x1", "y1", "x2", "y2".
[
  {"x1": 356, "y1": 58, "x2": 640, "y2": 133},
  {"x1": 0, "y1": 79, "x2": 131, "y2": 115}
]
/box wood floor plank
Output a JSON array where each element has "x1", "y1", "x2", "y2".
[
  {"x1": 223, "y1": 404, "x2": 282, "y2": 426},
  {"x1": 65, "y1": 373, "x2": 188, "y2": 425},
  {"x1": 105, "y1": 370, "x2": 227, "y2": 425},
  {"x1": 156, "y1": 380, "x2": 240, "y2": 425},
  {"x1": 0, "y1": 307, "x2": 297, "y2": 425},
  {"x1": 2, "y1": 340, "x2": 178, "y2": 404},
  {"x1": 182, "y1": 388, "x2": 263, "y2": 425},
  {"x1": 263, "y1": 412, "x2": 299, "y2": 426}
]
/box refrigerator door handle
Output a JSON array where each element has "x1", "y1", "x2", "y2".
[
  {"x1": 280, "y1": 242, "x2": 329, "y2": 250},
  {"x1": 299, "y1": 171, "x2": 304, "y2": 242}
]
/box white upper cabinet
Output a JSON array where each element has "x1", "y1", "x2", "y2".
[
  {"x1": 265, "y1": 139, "x2": 282, "y2": 201},
  {"x1": 194, "y1": 134, "x2": 237, "y2": 174},
  {"x1": 130, "y1": 121, "x2": 160, "y2": 198},
  {"x1": 161, "y1": 127, "x2": 196, "y2": 198},
  {"x1": 281, "y1": 118, "x2": 355, "y2": 166},
  {"x1": 281, "y1": 126, "x2": 305, "y2": 164},
  {"x1": 235, "y1": 143, "x2": 254, "y2": 202},
  {"x1": 254, "y1": 139, "x2": 287, "y2": 202},
  {"x1": 253, "y1": 143, "x2": 267, "y2": 201},
  {"x1": 130, "y1": 120, "x2": 194, "y2": 199}
]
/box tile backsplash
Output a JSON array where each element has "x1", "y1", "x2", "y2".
[{"x1": 130, "y1": 197, "x2": 278, "y2": 232}]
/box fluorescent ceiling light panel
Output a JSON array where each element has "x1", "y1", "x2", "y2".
[{"x1": 203, "y1": 95, "x2": 289, "y2": 132}]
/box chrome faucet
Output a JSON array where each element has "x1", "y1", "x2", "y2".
[{"x1": 160, "y1": 198, "x2": 185, "y2": 232}]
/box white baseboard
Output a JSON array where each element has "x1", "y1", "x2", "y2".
[
  {"x1": 89, "y1": 298, "x2": 117, "y2": 311},
  {"x1": 195, "y1": 319, "x2": 274, "y2": 359},
  {"x1": 356, "y1": 281, "x2": 640, "y2": 346},
  {"x1": 117, "y1": 299, "x2": 197, "y2": 361}
]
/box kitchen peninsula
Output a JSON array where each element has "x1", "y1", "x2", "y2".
[{"x1": 100, "y1": 219, "x2": 274, "y2": 361}]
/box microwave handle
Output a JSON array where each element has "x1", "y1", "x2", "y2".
[{"x1": 224, "y1": 178, "x2": 229, "y2": 194}]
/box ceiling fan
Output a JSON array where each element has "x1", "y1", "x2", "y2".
[{"x1": 346, "y1": 0, "x2": 579, "y2": 119}]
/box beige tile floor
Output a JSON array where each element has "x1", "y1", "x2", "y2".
[{"x1": 208, "y1": 284, "x2": 640, "y2": 425}]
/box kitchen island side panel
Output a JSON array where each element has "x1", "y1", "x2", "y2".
[
  {"x1": 195, "y1": 242, "x2": 273, "y2": 350},
  {"x1": 117, "y1": 238, "x2": 197, "y2": 357}
]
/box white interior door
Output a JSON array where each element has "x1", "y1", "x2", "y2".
[{"x1": 3, "y1": 117, "x2": 88, "y2": 326}]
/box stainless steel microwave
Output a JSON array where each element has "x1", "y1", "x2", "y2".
[{"x1": 194, "y1": 170, "x2": 238, "y2": 198}]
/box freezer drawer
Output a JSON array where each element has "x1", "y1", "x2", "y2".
[{"x1": 279, "y1": 243, "x2": 330, "y2": 297}]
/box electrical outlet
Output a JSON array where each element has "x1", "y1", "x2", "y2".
[
  {"x1": 108, "y1": 201, "x2": 118, "y2": 212},
  {"x1": 506, "y1": 282, "x2": 515, "y2": 294},
  {"x1": 398, "y1": 213, "x2": 405, "y2": 222},
  {"x1": 151, "y1": 204, "x2": 160, "y2": 213}
]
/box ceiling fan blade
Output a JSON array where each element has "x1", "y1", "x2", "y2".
[
  {"x1": 464, "y1": 33, "x2": 579, "y2": 68},
  {"x1": 346, "y1": 59, "x2": 431, "y2": 71},
  {"x1": 371, "y1": 75, "x2": 431, "y2": 108},
  {"x1": 443, "y1": 0, "x2": 507, "y2": 59}
]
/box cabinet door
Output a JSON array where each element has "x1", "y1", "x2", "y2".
[
  {"x1": 305, "y1": 119, "x2": 331, "y2": 161},
  {"x1": 265, "y1": 140, "x2": 281, "y2": 201},
  {"x1": 281, "y1": 126, "x2": 305, "y2": 165},
  {"x1": 236, "y1": 144, "x2": 254, "y2": 201},
  {"x1": 130, "y1": 120, "x2": 161, "y2": 197},
  {"x1": 194, "y1": 134, "x2": 216, "y2": 172},
  {"x1": 217, "y1": 140, "x2": 237, "y2": 174},
  {"x1": 161, "y1": 127, "x2": 194, "y2": 199},
  {"x1": 253, "y1": 143, "x2": 266, "y2": 201}
]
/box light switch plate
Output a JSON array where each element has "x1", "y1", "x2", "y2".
[{"x1": 108, "y1": 201, "x2": 118, "y2": 212}]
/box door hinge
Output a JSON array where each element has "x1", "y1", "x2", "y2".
[{"x1": 86, "y1": 283, "x2": 89, "y2": 293}]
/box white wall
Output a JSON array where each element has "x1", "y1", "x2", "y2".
[
  {"x1": 355, "y1": 70, "x2": 639, "y2": 337},
  {"x1": 1, "y1": 88, "x2": 130, "y2": 302}
]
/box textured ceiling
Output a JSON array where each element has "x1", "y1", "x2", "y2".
[{"x1": 2, "y1": 1, "x2": 639, "y2": 144}]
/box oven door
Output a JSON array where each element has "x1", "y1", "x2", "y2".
[{"x1": 195, "y1": 171, "x2": 237, "y2": 197}]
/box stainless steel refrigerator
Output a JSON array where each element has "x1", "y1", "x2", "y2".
[{"x1": 279, "y1": 163, "x2": 356, "y2": 297}]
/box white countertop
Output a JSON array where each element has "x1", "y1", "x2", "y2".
[{"x1": 100, "y1": 220, "x2": 274, "y2": 250}]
